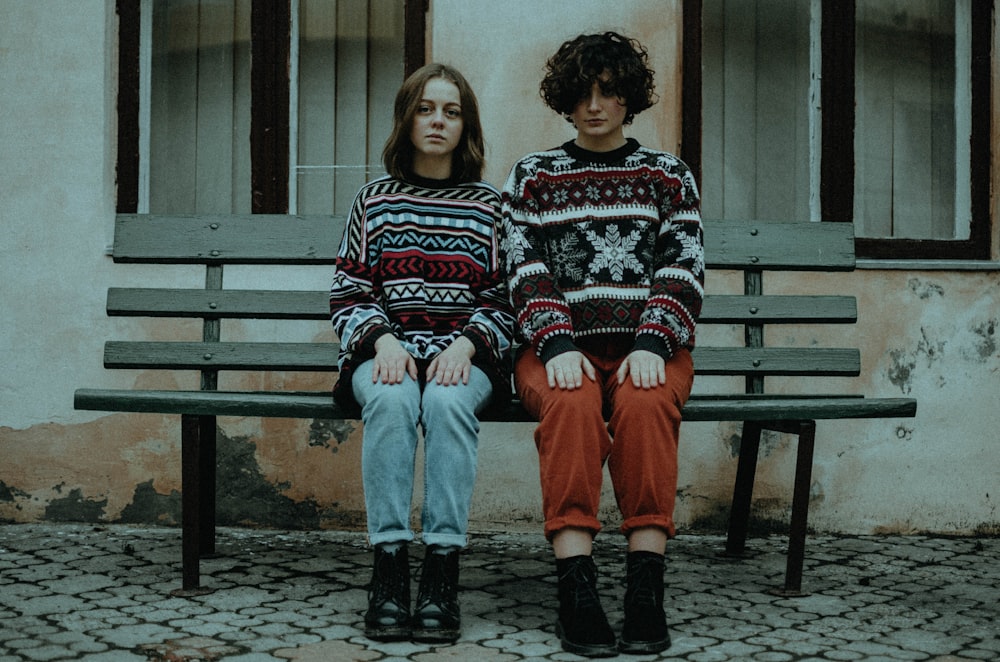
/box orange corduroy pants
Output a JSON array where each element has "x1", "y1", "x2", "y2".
[{"x1": 514, "y1": 340, "x2": 694, "y2": 541}]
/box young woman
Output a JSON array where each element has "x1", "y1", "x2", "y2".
[
  {"x1": 330, "y1": 63, "x2": 513, "y2": 644},
  {"x1": 501, "y1": 33, "x2": 704, "y2": 657}
]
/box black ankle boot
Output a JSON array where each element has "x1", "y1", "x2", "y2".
[
  {"x1": 411, "y1": 547, "x2": 461, "y2": 642},
  {"x1": 364, "y1": 545, "x2": 411, "y2": 641},
  {"x1": 619, "y1": 551, "x2": 671, "y2": 654},
  {"x1": 555, "y1": 555, "x2": 618, "y2": 658}
]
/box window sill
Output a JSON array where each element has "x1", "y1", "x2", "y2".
[{"x1": 856, "y1": 259, "x2": 1000, "y2": 272}]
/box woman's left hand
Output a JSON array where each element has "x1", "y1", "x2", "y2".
[
  {"x1": 427, "y1": 336, "x2": 476, "y2": 385},
  {"x1": 616, "y1": 349, "x2": 666, "y2": 389}
]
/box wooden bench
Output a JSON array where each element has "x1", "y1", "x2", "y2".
[{"x1": 75, "y1": 213, "x2": 917, "y2": 595}]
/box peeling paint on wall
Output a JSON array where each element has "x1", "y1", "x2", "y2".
[
  {"x1": 907, "y1": 277, "x2": 945, "y2": 300},
  {"x1": 307, "y1": 418, "x2": 357, "y2": 450},
  {"x1": 968, "y1": 319, "x2": 997, "y2": 360},
  {"x1": 887, "y1": 327, "x2": 948, "y2": 394},
  {"x1": 119, "y1": 480, "x2": 181, "y2": 525},
  {"x1": 45, "y1": 487, "x2": 107, "y2": 522},
  {"x1": 887, "y1": 349, "x2": 916, "y2": 394},
  {"x1": 215, "y1": 429, "x2": 321, "y2": 529}
]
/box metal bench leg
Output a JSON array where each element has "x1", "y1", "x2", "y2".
[
  {"x1": 771, "y1": 420, "x2": 816, "y2": 597},
  {"x1": 175, "y1": 414, "x2": 213, "y2": 596},
  {"x1": 199, "y1": 414, "x2": 216, "y2": 557},
  {"x1": 725, "y1": 421, "x2": 762, "y2": 557}
]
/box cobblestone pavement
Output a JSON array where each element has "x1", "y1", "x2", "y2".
[{"x1": 1, "y1": 523, "x2": 997, "y2": 661}]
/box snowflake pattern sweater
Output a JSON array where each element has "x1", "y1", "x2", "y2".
[
  {"x1": 500, "y1": 138, "x2": 704, "y2": 364},
  {"x1": 330, "y1": 175, "x2": 515, "y2": 413}
]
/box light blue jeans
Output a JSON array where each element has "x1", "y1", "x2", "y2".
[{"x1": 352, "y1": 359, "x2": 492, "y2": 549}]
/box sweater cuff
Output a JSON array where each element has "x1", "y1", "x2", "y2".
[
  {"x1": 633, "y1": 333, "x2": 674, "y2": 362},
  {"x1": 538, "y1": 335, "x2": 578, "y2": 365},
  {"x1": 358, "y1": 324, "x2": 396, "y2": 359},
  {"x1": 461, "y1": 327, "x2": 491, "y2": 360}
]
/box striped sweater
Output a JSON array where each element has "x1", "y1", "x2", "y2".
[
  {"x1": 330, "y1": 174, "x2": 514, "y2": 411},
  {"x1": 500, "y1": 138, "x2": 704, "y2": 363}
]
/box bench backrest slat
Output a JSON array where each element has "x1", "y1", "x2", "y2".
[
  {"x1": 113, "y1": 214, "x2": 343, "y2": 264},
  {"x1": 113, "y1": 214, "x2": 856, "y2": 271},
  {"x1": 104, "y1": 341, "x2": 860, "y2": 377},
  {"x1": 108, "y1": 288, "x2": 857, "y2": 325},
  {"x1": 704, "y1": 220, "x2": 855, "y2": 270},
  {"x1": 107, "y1": 288, "x2": 331, "y2": 320}
]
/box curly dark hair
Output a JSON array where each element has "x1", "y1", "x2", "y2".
[{"x1": 539, "y1": 31, "x2": 657, "y2": 126}]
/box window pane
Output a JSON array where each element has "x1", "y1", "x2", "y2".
[
  {"x1": 701, "y1": 0, "x2": 813, "y2": 221},
  {"x1": 148, "y1": 0, "x2": 252, "y2": 214},
  {"x1": 854, "y1": 0, "x2": 970, "y2": 240},
  {"x1": 292, "y1": 0, "x2": 404, "y2": 215}
]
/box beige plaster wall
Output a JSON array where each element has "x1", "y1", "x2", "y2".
[
  {"x1": 0, "y1": 1, "x2": 997, "y2": 538},
  {"x1": 429, "y1": 0, "x2": 684, "y2": 188}
]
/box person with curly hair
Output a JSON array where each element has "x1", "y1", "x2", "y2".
[
  {"x1": 500, "y1": 32, "x2": 704, "y2": 657},
  {"x1": 331, "y1": 63, "x2": 514, "y2": 644}
]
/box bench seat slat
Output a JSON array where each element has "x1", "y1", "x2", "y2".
[
  {"x1": 73, "y1": 388, "x2": 917, "y2": 422},
  {"x1": 104, "y1": 341, "x2": 861, "y2": 376},
  {"x1": 108, "y1": 288, "x2": 858, "y2": 325},
  {"x1": 113, "y1": 214, "x2": 856, "y2": 271}
]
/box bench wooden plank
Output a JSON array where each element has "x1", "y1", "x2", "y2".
[
  {"x1": 113, "y1": 214, "x2": 856, "y2": 271},
  {"x1": 107, "y1": 288, "x2": 330, "y2": 320},
  {"x1": 108, "y1": 288, "x2": 858, "y2": 325},
  {"x1": 104, "y1": 341, "x2": 339, "y2": 371},
  {"x1": 74, "y1": 388, "x2": 917, "y2": 422},
  {"x1": 103, "y1": 341, "x2": 861, "y2": 376},
  {"x1": 704, "y1": 220, "x2": 856, "y2": 270},
  {"x1": 700, "y1": 295, "x2": 857, "y2": 324},
  {"x1": 113, "y1": 214, "x2": 343, "y2": 264}
]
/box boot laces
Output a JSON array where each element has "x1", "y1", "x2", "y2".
[
  {"x1": 561, "y1": 559, "x2": 603, "y2": 611},
  {"x1": 625, "y1": 555, "x2": 661, "y2": 607},
  {"x1": 416, "y1": 553, "x2": 455, "y2": 606},
  {"x1": 370, "y1": 550, "x2": 407, "y2": 603}
]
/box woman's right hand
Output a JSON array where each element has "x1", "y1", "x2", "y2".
[
  {"x1": 372, "y1": 334, "x2": 417, "y2": 384},
  {"x1": 545, "y1": 350, "x2": 596, "y2": 390}
]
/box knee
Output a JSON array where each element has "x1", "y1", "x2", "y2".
[
  {"x1": 537, "y1": 381, "x2": 603, "y2": 419},
  {"x1": 421, "y1": 386, "x2": 477, "y2": 426},
  {"x1": 361, "y1": 382, "x2": 420, "y2": 420},
  {"x1": 617, "y1": 385, "x2": 683, "y2": 422}
]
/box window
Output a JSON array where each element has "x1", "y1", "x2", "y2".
[
  {"x1": 684, "y1": 0, "x2": 992, "y2": 261},
  {"x1": 116, "y1": 0, "x2": 426, "y2": 215}
]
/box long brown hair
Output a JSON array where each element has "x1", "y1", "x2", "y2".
[{"x1": 382, "y1": 63, "x2": 486, "y2": 183}]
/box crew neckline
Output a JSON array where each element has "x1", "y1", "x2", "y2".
[
  {"x1": 562, "y1": 137, "x2": 641, "y2": 165},
  {"x1": 404, "y1": 171, "x2": 461, "y2": 189}
]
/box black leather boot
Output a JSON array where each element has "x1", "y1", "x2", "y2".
[
  {"x1": 412, "y1": 547, "x2": 461, "y2": 642},
  {"x1": 619, "y1": 551, "x2": 671, "y2": 654},
  {"x1": 364, "y1": 545, "x2": 411, "y2": 641},
  {"x1": 555, "y1": 555, "x2": 618, "y2": 657}
]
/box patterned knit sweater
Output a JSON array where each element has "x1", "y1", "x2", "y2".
[
  {"x1": 330, "y1": 174, "x2": 514, "y2": 413},
  {"x1": 500, "y1": 138, "x2": 704, "y2": 364}
]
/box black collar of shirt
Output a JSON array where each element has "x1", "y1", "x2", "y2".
[{"x1": 561, "y1": 137, "x2": 641, "y2": 165}]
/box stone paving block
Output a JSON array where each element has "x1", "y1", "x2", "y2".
[
  {"x1": 90, "y1": 622, "x2": 178, "y2": 648},
  {"x1": 274, "y1": 639, "x2": 381, "y2": 660},
  {"x1": 77, "y1": 653, "x2": 147, "y2": 662},
  {"x1": 1, "y1": 524, "x2": 998, "y2": 660},
  {"x1": 20, "y1": 645, "x2": 79, "y2": 661}
]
